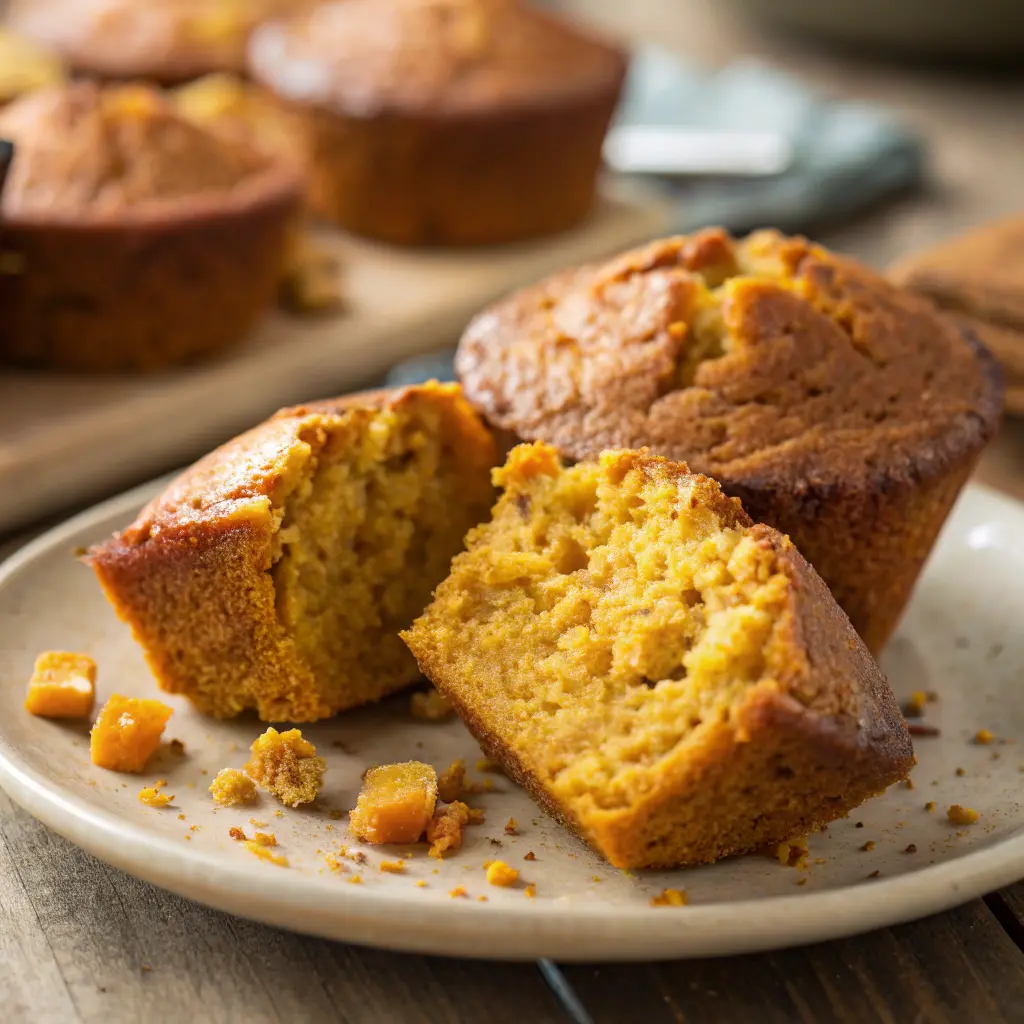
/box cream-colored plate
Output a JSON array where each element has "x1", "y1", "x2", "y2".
[{"x1": 0, "y1": 481, "x2": 1022, "y2": 961}]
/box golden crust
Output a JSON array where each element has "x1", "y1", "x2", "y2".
[
  {"x1": 456, "y1": 229, "x2": 1004, "y2": 651},
  {"x1": 89, "y1": 383, "x2": 497, "y2": 721},
  {"x1": 404, "y1": 446, "x2": 913, "y2": 869}
]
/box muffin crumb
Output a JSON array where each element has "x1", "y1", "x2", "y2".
[
  {"x1": 138, "y1": 786, "x2": 174, "y2": 808},
  {"x1": 650, "y1": 888, "x2": 687, "y2": 907},
  {"x1": 245, "y1": 841, "x2": 288, "y2": 867},
  {"x1": 25, "y1": 651, "x2": 96, "y2": 719},
  {"x1": 349, "y1": 762, "x2": 437, "y2": 844},
  {"x1": 245, "y1": 728, "x2": 325, "y2": 807},
  {"x1": 428, "y1": 801, "x2": 471, "y2": 859},
  {"x1": 90, "y1": 695, "x2": 172, "y2": 772},
  {"x1": 209, "y1": 768, "x2": 258, "y2": 806},
  {"x1": 485, "y1": 861, "x2": 519, "y2": 887},
  {"x1": 947, "y1": 805, "x2": 979, "y2": 826},
  {"x1": 380, "y1": 860, "x2": 406, "y2": 874}
]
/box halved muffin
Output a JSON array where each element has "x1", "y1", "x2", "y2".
[
  {"x1": 456, "y1": 229, "x2": 1004, "y2": 653},
  {"x1": 403, "y1": 443, "x2": 914, "y2": 868},
  {"x1": 0, "y1": 81, "x2": 302, "y2": 372},
  {"x1": 89, "y1": 384, "x2": 498, "y2": 722}
]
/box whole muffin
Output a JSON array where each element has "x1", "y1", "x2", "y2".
[
  {"x1": 7, "y1": 0, "x2": 309, "y2": 85},
  {"x1": 0, "y1": 81, "x2": 303, "y2": 373},
  {"x1": 248, "y1": 0, "x2": 627, "y2": 246},
  {"x1": 456, "y1": 228, "x2": 1004, "y2": 653}
]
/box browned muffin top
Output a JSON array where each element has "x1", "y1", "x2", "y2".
[
  {"x1": 7, "y1": 0, "x2": 308, "y2": 83},
  {"x1": 0, "y1": 81, "x2": 285, "y2": 218},
  {"x1": 456, "y1": 229, "x2": 1003, "y2": 489},
  {"x1": 248, "y1": 0, "x2": 627, "y2": 117}
]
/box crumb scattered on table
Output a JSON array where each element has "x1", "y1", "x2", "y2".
[
  {"x1": 524, "y1": 851, "x2": 536, "y2": 861},
  {"x1": 974, "y1": 729, "x2": 995, "y2": 745},
  {"x1": 380, "y1": 860, "x2": 405, "y2": 874},
  {"x1": 947, "y1": 804, "x2": 979, "y2": 825},
  {"x1": 244, "y1": 841, "x2": 288, "y2": 866},
  {"x1": 252, "y1": 832, "x2": 276, "y2": 847},
  {"x1": 485, "y1": 861, "x2": 519, "y2": 887},
  {"x1": 861, "y1": 841, "x2": 875, "y2": 852},
  {"x1": 925, "y1": 801, "x2": 936, "y2": 812},
  {"x1": 449, "y1": 885, "x2": 468, "y2": 898},
  {"x1": 229, "y1": 827, "x2": 247, "y2": 841},
  {"x1": 138, "y1": 784, "x2": 174, "y2": 808}
]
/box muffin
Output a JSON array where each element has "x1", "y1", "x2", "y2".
[
  {"x1": 891, "y1": 217, "x2": 1024, "y2": 415},
  {"x1": 455, "y1": 229, "x2": 1004, "y2": 653},
  {"x1": 7, "y1": 0, "x2": 310, "y2": 85},
  {"x1": 403, "y1": 443, "x2": 914, "y2": 869},
  {"x1": 248, "y1": 0, "x2": 627, "y2": 246},
  {"x1": 0, "y1": 29, "x2": 66, "y2": 107},
  {"x1": 0, "y1": 81, "x2": 303, "y2": 372},
  {"x1": 89, "y1": 384, "x2": 498, "y2": 722}
]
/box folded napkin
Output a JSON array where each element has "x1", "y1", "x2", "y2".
[{"x1": 385, "y1": 48, "x2": 925, "y2": 389}]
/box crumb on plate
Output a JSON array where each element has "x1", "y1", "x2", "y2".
[
  {"x1": 24, "y1": 651, "x2": 96, "y2": 719},
  {"x1": 349, "y1": 762, "x2": 437, "y2": 844},
  {"x1": 245, "y1": 728, "x2": 325, "y2": 807},
  {"x1": 209, "y1": 767, "x2": 258, "y2": 806},
  {"x1": 90, "y1": 695, "x2": 172, "y2": 772}
]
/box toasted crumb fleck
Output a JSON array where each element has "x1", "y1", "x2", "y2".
[
  {"x1": 901, "y1": 691, "x2": 927, "y2": 718},
  {"x1": 428, "y1": 801, "x2": 471, "y2": 859},
  {"x1": 485, "y1": 861, "x2": 519, "y2": 887},
  {"x1": 244, "y1": 841, "x2": 288, "y2": 867},
  {"x1": 138, "y1": 786, "x2": 173, "y2": 808},
  {"x1": 409, "y1": 688, "x2": 455, "y2": 721},
  {"x1": 777, "y1": 836, "x2": 808, "y2": 867},
  {"x1": 650, "y1": 888, "x2": 687, "y2": 907},
  {"x1": 324, "y1": 852, "x2": 349, "y2": 874},
  {"x1": 907, "y1": 724, "x2": 940, "y2": 737},
  {"x1": 252, "y1": 832, "x2": 276, "y2": 846},
  {"x1": 955, "y1": 767, "x2": 966, "y2": 777},
  {"x1": 274, "y1": 810, "x2": 284, "y2": 818},
  {"x1": 249, "y1": 818, "x2": 268, "y2": 827},
  {"x1": 861, "y1": 841, "x2": 875, "y2": 852},
  {"x1": 349, "y1": 762, "x2": 438, "y2": 844},
  {"x1": 477, "y1": 895, "x2": 488, "y2": 902},
  {"x1": 351, "y1": 851, "x2": 368, "y2": 865},
  {"x1": 905, "y1": 844, "x2": 917, "y2": 853},
  {"x1": 902, "y1": 778, "x2": 915, "y2": 790},
  {"x1": 925, "y1": 801, "x2": 936, "y2": 812},
  {"x1": 525, "y1": 884, "x2": 537, "y2": 899},
  {"x1": 415, "y1": 880, "x2": 428, "y2": 888},
  {"x1": 466, "y1": 807, "x2": 486, "y2": 825},
  {"x1": 380, "y1": 860, "x2": 405, "y2": 874},
  {"x1": 524, "y1": 851, "x2": 536, "y2": 861},
  {"x1": 867, "y1": 870, "x2": 881, "y2": 879},
  {"x1": 183, "y1": 835, "x2": 191, "y2": 841},
  {"x1": 591, "y1": 875, "x2": 602, "y2": 883},
  {"x1": 348, "y1": 875, "x2": 363, "y2": 884},
  {"x1": 475, "y1": 758, "x2": 504, "y2": 774},
  {"x1": 189, "y1": 824, "x2": 200, "y2": 833},
  {"x1": 229, "y1": 827, "x2": 247, "y2": 841},
  {"x1": 437, "y1": 758, "x2": 467, "y2": 803},
  {"x1": 504, "y1": 818, "x2": 518, "y2": 836},
  {"x1": 245, "y1": 728, "x2": 325, "y2": 807},
  {"x1": 209, "y1": 768, "x2": 258, "y2": 806},
  {"x1": 974, "y1": 729, "x2": 995, "y2": 745},
  {"x1": 177, "y1": 813, "x2": 186, "y2": 821},
  {"x1": 947, "y1": 804, "x2": 979, "y2": 825},
  {"x1": 169, "y1": 739, "x2": 186, "y2": 755},
  {"x1": 449, "y1": 885, "x2": 468, "y2": 898},
  {"x1": 854, "y1": 821, "x2": 864, "y2": 828},
  {"x1": 796, "y1": 878, "x2": 808, "y2": 886}
]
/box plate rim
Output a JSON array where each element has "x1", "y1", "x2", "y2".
[{"x1": 1, "y1": 479, "x2": 1023, "y2": 962}]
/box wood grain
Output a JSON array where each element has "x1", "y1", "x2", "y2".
[
  {"x1": 561, "y1": 900, "x2": 1024, "y2": 1023},
  {"x1": 0, "y1": 787, "x2": 567, "y2": 1024}
]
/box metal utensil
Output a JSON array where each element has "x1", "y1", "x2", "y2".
[{"x1": 603, "y1": 125, "x2": 793, "y2": 178}]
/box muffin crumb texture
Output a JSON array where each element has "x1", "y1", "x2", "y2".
[
  {"x1": 24, "y1": 650, "x2": 96, "y2": 719},
  {"x1": 209, "y1": 768, "x2": 258, "y2": 806},
  {"x1": 410, "y1": 688, "x2": 456, "y2": 722},
  {"x1": 90, "y1": 695, "x2": 173, "y2": 772},
  {"x1": 485, "y1": 861, "x2": 519, "y2": 887},
  {"x1": 245, "y1": 728, "x2": 325, "y2": 807},
  {"x1": 404, "y1": 442, "x2": 914, "y2": 868},
  {"x1": 349, "y1": 762, "x2": 438, "y2": 844},
  {"x1": 427, "y1": 801, "x2": 472, "y2": 860}
]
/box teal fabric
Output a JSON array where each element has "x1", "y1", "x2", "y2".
[
  {"x1": 618, "y1": 48, "x2": 925, "y2": 234},
  {"x1": 385, "y1": 47, "x2": 924, "y2": 389}
]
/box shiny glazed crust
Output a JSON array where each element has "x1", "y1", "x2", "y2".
[
  {"x1": 88, "y1": 385, "x2": 497, "y2": 721},
  {"x1": 456, "y1": 229, "x2": 1005, "y2": 651}
]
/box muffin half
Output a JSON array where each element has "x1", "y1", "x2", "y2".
[
  {"x1": 404, "y1": 443, "x2": 914, "y2": 868},
  {"x1": 248, "y1": 0, "x2": 627, "y2": 245},
  {"x1": 0, "y1": 81, "x2": 302, "y2": 372},
  {"x1": 456, "y1": 229, "x2": 1004, "y2": 653},
  {"x1": 89, "y1": 384, "x2": 498, "y2": 722}
]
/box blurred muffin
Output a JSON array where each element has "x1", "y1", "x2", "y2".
[
  {"x1": 0, "y1": 81, "x2": 303, "y2": 372},
  {"x1": 0, "y1": 29, "x2": 66, "y2": 107},
  {"x1": 248, "y1": 0, "x2": 627, "y2": 246},
  {"x1": 8, "y1": 0, "x2": 310, "y2": 85},
  {"x1": 456, "y1": 228, "x2": 1004, "y2": 653}
]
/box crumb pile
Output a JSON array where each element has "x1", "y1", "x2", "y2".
[{"x1": 405, "y1": 442, "x2": 915, "y2": 868}]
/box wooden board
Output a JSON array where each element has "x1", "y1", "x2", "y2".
[{"x1": 0, "y1": 182, "x2": 671, "y2": 532}]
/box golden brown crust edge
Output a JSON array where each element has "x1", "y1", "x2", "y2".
[
  {"x1": 88, "y1": 383, "x2": 495, "y2": 721},
  {"x1": 409, "y1": 521, "x2": 913, "y2": 869}
]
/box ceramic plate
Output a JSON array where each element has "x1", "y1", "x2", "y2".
[{"x1": 0, "y1": 481, "x2": 1022, "y2": 961}]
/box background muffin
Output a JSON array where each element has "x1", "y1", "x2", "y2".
[
  {"x1": 7, "y1": 0, "x2": 310, "y2": 85},
  {"x1": 0, "y1": 81, "x2": 303, "y2": 372},
  {"x1": 455, "y1": 228, "x2": 1004, "y2": 653},
  {"x1": 0, "y1": 28, "x2": 66, "y2": 107},
  {"x1": 248, "y1": 0, "x2": 627, "y2": 246}
]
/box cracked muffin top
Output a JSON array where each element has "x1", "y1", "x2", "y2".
[
  {"x1": 8, "y1": 0, "x2": 310, "y2": 83},
  {"x1": 0, "y1": 81, "x2": 296, "y2": 220},
  {"x1": 456, "y1": 228, "x2": 1003, "y2": 489},
  {"x1": 248, "y1": 0, "x2": 626, "y2": 118}
]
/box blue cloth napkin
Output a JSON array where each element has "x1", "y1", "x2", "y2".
[{"x1": 384, "y1": 48, "x2": 925, "y2": 389}]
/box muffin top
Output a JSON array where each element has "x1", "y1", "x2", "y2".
[
  {"x1": 0, "y1": 81, "x2": 297, "y2": 220},
  {"x1": 456, "y1": 228, "x2": 1003, "y2": 490},
  {"x1": 0, "y1": 30, "x2": 66, "y2": 104},
  {"x1": 248, "y1": 0, "x2": 627, "y2": 118},
  {"x1": 7, "y1": 0, "x2": 308, "y2": 83}
]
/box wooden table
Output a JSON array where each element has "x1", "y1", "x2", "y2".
[{"x1": 4, "y1": 2, "x2": 1024, "y2": 1021}]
